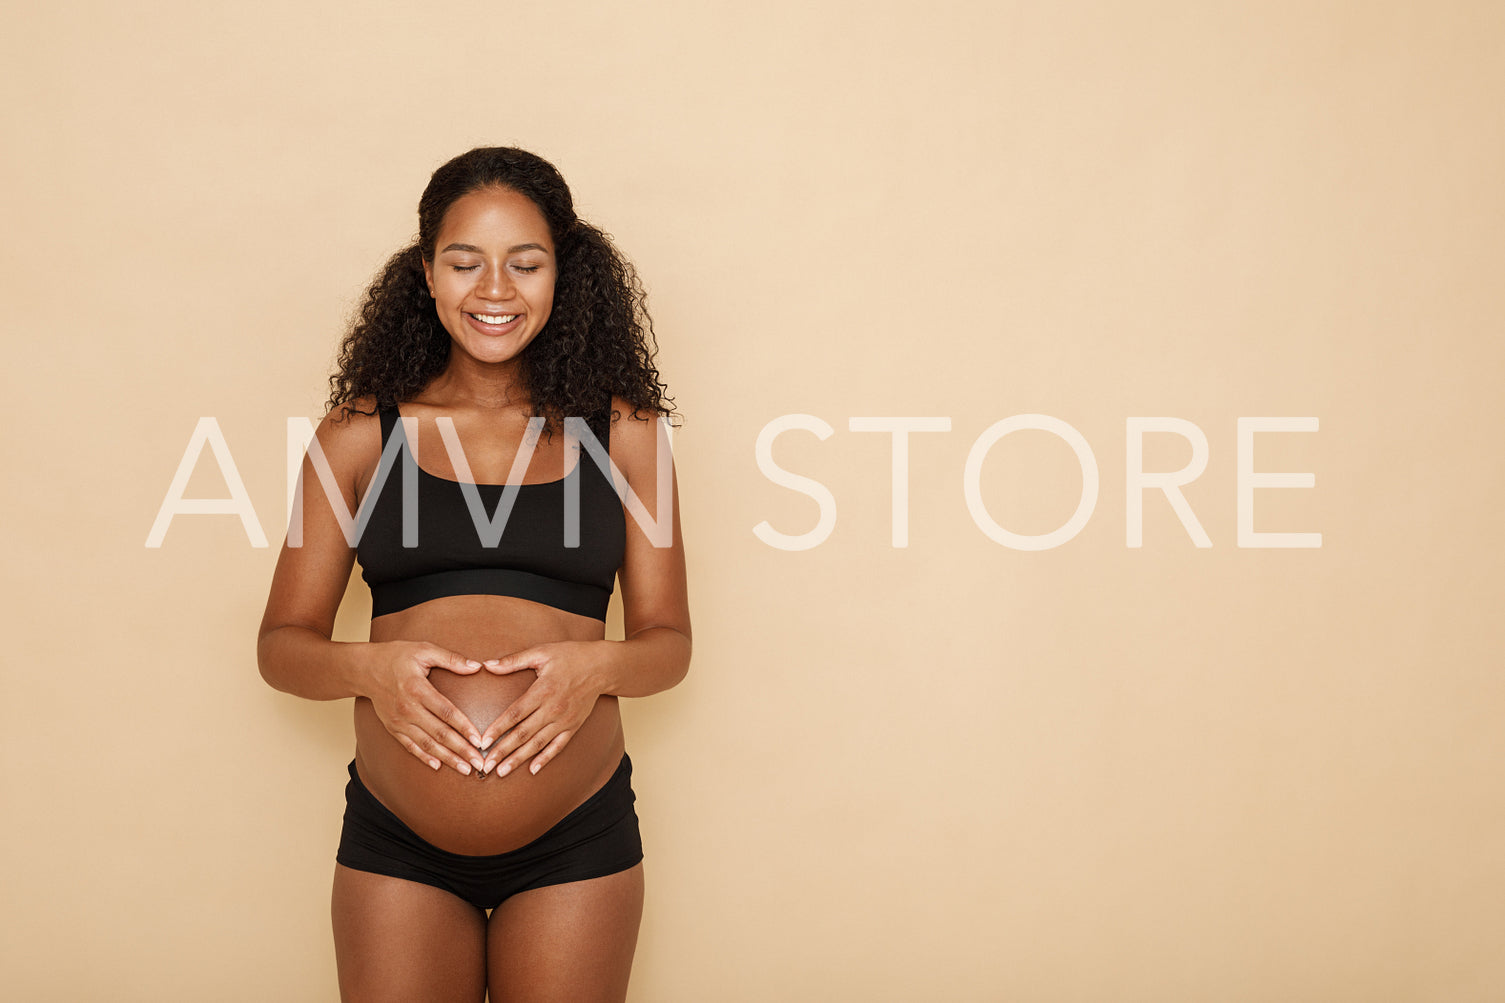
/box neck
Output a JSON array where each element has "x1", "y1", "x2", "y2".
[{"x1": 426, "y1": 354, "x2": 530, "y2": 411}]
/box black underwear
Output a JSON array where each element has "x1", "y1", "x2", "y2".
[{"x1": 335, "y1": 754, "x2": 643, "y2": 912}]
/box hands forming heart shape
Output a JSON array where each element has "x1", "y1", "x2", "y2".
[{"x1": 363, "y1": 638, "x2": 608, "y2": 780}]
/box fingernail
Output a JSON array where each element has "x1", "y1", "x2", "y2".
[
  {"x1": 457, "y1": 762, "x2": 471, "y2": 776},
  {"x1": 484, "y1": 659, "x2": 501, "y2": 666},
  {"x1": 497, "y1": 763, "x2": 512, "y2": 778},
  {"x1": 471, "y1": 759, "x2": 484, "y2": 772},
  {"x1": 530, "y1": 761, "x2": 541, "y2": 775},
  {"x1": 470, "y1": 735, "x2": 483, "y2": 748},
  {"x1": 429, "y1": 759, "x2": 441, "y2": 770},
  {"x1": 480, "y1": 738, "x2": 492, "y2": 751},
  {"x1": 466, "y1": 659, "x2": 481, "y2": 668}
]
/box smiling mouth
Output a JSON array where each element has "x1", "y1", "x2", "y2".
[{"x1": 470, "y1": 313, "x2": 519, "y2": 325}]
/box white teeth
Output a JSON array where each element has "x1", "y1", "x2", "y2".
[{"x1": 473, "y1": 313, "x2": 518, "y2": 325}]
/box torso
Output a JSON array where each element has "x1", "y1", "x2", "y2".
[{"x1": 351, "y1": 398, "x2": 627, "y2": 856}]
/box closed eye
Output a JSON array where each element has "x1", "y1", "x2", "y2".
[{"x1": 452, "y1": 264, "x2": 480, "y2": 272}]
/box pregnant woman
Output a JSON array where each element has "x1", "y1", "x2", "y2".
[{"x1": 257, "y1": 147, "x2": 690, "y2": 1002}]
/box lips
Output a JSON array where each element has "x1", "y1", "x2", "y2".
[{"x1": 465, "y1": 311, "x2": 523, "y2": 335}]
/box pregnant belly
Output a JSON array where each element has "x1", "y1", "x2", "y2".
[{"x1": 353, "y1": 668, "x2": 624, "y2": 855}]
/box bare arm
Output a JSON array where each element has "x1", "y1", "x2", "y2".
[
  {"x1": 592, "y1": 402, "x2": 692, "y2": 695},
  {"x1": 255, "y1": 404, "x2": 488, "y2": 774}
]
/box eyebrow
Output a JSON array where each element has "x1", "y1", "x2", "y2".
[{"x1": 439, "y1": 242, "x2": 551, "y2": 255}]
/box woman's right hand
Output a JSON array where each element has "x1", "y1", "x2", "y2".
[{"x1": 360, "y1": 641, "x2": 488, "y2": 775}]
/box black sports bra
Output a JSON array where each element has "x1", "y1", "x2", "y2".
[{"x1": 356, "y1": 406, "x2": 626, "y2": 620}]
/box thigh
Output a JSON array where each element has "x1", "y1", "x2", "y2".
[
  {"x1": 485, "y1": 862, "x2": 646, "y2": 1003},
  {"x1": 331, "y1": 863, "x2": 488, "y2": 1003}
]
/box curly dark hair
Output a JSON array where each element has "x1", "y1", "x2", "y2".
[{"x1": 327, "y1": 147, "x2": 674, "y2": 432}]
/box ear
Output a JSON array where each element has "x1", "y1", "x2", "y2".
[{"x1": 421, "y1": 256, "x2": 435, "y2": 297}]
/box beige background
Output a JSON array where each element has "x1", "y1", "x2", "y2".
[{"x1": 5, "y1": 2, "x2": 1504, "y2": 1000}]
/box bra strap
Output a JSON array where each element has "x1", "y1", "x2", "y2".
[{"x1": 378, "y1": 404, "x2": 399, "y2": 449}]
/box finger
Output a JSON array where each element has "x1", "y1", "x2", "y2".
[
  {"x1": 414, "y1": 704, "x2": 487, "y2": 774},
  {"x1": 406, "y1": 715, "x2": 480, "y2": 776},
  {"x1": 482, "y1": 648, "x2": 540, "y2": 675},
  {"x1": 422, "y1": 689, "x2": 485, "y2": 751},
  {"x1": 494, "y1": 724, "x2": 560, "y2": 779},
  {"x1": 482, "y1": 717, "x2": 537, "y2": 774},
  {"x1": 478, "y1": 694, "x2": 542, "y2": 752},
  {"x1": 396, "y1": 727, "x2": 475, "y2": 775},
  {"x1": 426, "y1": 646, "x2": 483, "y2": 676},
  {"x1": 528, "y1": 730, "x2": 573, "y2": 775},
  {"x1": 479, "y1": 717, "x2": 519, "y2": 756},
  {"x1": 393, "y1": 676, "x2": 485, "y2": 766},
  {"x1": 409, "y1": 719, "x2": 478, "y2": 771},
  {"x1": 385, "y1": 688, "x2": 452, "y2": 770},
  {"x1": 394, "y1": 732, "x2": 442, "y2": 771}
]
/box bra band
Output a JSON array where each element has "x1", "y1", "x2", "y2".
[{"x1": 369, "y1": 568, "x2": 611, "y2": 621}]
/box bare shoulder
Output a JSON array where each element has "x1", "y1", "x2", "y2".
[
  {"x1": 608, "y1": 396, "x2": 670, "y2": 465},
  {"x1": 311, "y1": 396, "x2": 386, "y2": 483}
]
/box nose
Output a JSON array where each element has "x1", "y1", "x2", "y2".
[{"x1": 479, "y1": 265, "x2": 514, "y2": 301}]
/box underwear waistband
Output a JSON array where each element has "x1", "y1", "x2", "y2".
[{"x1": 343, "y1": 753, "x2": 635, "y2": 862}]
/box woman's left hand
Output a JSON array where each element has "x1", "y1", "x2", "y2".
[{"x1": 478, "y1": 641, "x2": 609, "y2": 777}]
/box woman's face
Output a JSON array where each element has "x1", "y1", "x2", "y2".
[{"x1": 423, "y1": 186, "x2": 557, "y2": 368}]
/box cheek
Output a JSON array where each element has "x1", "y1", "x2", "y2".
[
  {"x1": 431, "y1": 280, "x2": 472, "y2": 335},
  {"x1": 534, "y1": 278, "x2": 558, "y2": 317}
]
